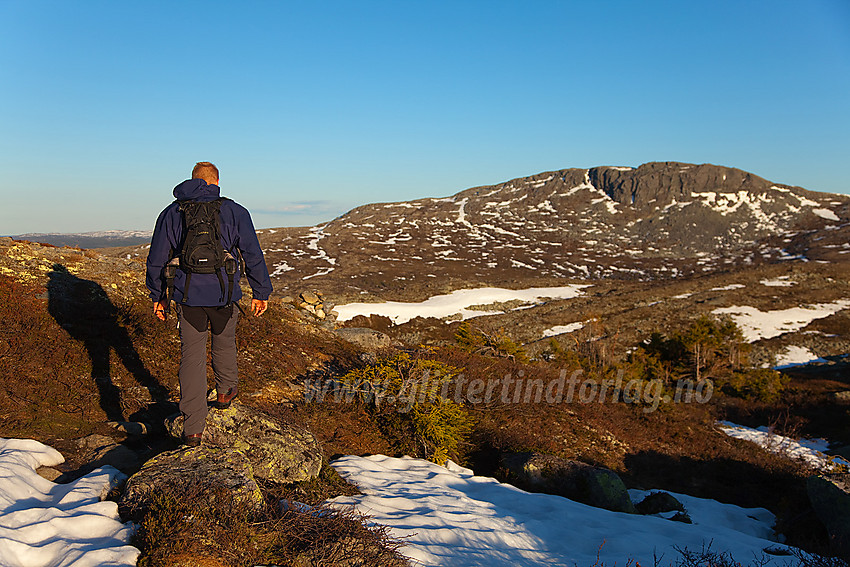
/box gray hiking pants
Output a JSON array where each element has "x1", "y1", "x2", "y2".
[{"x1": 178, "y1": 305, "x2": 239, "y2": 436}]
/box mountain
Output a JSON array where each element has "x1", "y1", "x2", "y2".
[
  {"x1": 246, "y1": 161, "x2": 848, "y2": 301},
  {"x1": 11, "y1": 230, "x2": 153, "y2": 249}
]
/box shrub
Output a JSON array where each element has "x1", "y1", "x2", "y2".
[
  {"x1": 455, "y1": 322, "x2": 529, "y2": 363},
  {"x1": 717, "y1": 368, "x2": 790, "y2": 403},
  {"x1": 338, "y1": 352, "x2": 474, "y2": 465}
]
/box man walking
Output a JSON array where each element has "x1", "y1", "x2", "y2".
[{"x1": 146, "y1": 162, "x2": 272, "y2": 446}]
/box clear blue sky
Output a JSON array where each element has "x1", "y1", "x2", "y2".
[{"x1": 1, "y1": 0, "x2": 848, "y2": 234}]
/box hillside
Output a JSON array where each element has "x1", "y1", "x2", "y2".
[
  {"x1": 3, "y1": 234, "x2": 849, "y2": 558},
  {"x1": 93, "y1": 161, "x2": 850, "y2": 418}
]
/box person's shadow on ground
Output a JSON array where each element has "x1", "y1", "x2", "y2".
[{"x1": 47, "y1": 264, "x2": 166, "y2": 422}]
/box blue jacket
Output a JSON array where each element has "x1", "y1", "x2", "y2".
[{"x1": 146, "y1": 179, "x2": 273, "y2": 306}]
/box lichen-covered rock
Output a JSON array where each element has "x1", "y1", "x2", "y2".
[
  {"x1": 165, "y1": 401, "x2": 322, "y2": 484},
  {"x1": 833, "y1": 391, "x2": 850, "y2": 404},
  {"x1": 500, "y1": 452, "x2": 636, "y2": 514},
  {"x1": 300, "y1": 290, "x2": 321, "y2": 305},
  {"x1": 334, "y1": 327, "x2": 393, "y2": 351},
  {"x1": 119, "y1": 445, "x2": 263, "y2": 521}
]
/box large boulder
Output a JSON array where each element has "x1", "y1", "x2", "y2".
[
  {"x1": 500, "y1": 452, "x2": 636, "y2": 514},
  {"x1": 807, "y1": 473, "x2": 850, "y2": 554},
  {"x1": 119, "y1": 445, "x2": 263, "y2": 521},
  {"x1": 634, "y1": 491, "x2": 692, "y2": 523},
  {"x1": 165, "y1": 401, "x2": 322, "y2": 484},
  {"x1": 634, "y1": 491, "x2": 685, "y2": 515}
]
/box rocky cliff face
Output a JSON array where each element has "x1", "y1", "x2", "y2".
[{"x1": 250, "y1": 162, "x2": 847, "y2": 300}]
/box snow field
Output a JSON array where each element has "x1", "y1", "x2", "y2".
[
  {"x1": 542, "y1": 322, "x2": 585, "y2": 337},
  {"x1": 329, "y1": 454, "x2": 794, "y2": 567},
  {"x1": 0, "y1": 438, "x2": 139, "y2": 567}
]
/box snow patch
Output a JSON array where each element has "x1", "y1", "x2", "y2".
[
  {"x1": 542, "y1": 322, "x2": 584, "y2": 337},
  {"x1": 774, "y1": 346, "x2": 828, "y2": 369},
  {"x1": 812, "y1": 208, "x2": 839, "y2": 221},
  {"x1": 329, "y1": 454, "x2": 793, "y2": 567},
  {"x1": 710, "y1": 284, "x2": 746, "y2": 291},
  {"x1": 456, "y1": 197, "x2": 472, "y2": 226},
  {"x1": 760, "y1": 277, "x2": 796, "y2": 287},
  {"x1": 0, "y1": 438, "x2": 140, "y2": 567},
  {"x1": 270, "y1": 260, "x2": 294, "y2": 276},
  {"x1": 334, "y1": 285, "x2": 590, "y2": 324},
  {"x1": 713, "y1": 300, "x2": 850, "y2": 341},
  {"x1": 718, "y1": 422, "x2": 849, "y2": 472}
]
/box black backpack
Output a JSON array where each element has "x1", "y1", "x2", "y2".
[{"x1": 165, "y1": 198, "x2": 240, "y2": 306}]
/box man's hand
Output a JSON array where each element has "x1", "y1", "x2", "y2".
[
  {"x1": 153, "y1": 301, "x2": 167, "y2": 321},
  {"x1": 251, "y1": 299, "x2": 268, "y2": 317}
]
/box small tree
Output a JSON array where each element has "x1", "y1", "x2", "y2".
[
  {"x1": 631, "y1": 316, "x2": 749, "y2": 383},
  {"x1": 675, "y1": 315, "x2": 749, "y2": 381}
]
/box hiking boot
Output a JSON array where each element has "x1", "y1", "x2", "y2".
[
  {"x1": 213, "y1": 387, "x2": 238, "y2": 409},
  {"x1": 183, "y1": 433, "x2": 202, "y2": 447}
]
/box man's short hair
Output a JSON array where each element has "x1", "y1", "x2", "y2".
[{"x1": 192, "y1": 162, "x2": 219, "y2": 184}]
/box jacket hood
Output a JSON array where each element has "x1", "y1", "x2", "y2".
[{"x1": 173, "y1": 179, "x2": 221, "y2": 202}]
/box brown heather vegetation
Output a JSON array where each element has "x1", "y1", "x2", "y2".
[{"x1": 133, "y1": 479, "x2": 406, "y2": 567}]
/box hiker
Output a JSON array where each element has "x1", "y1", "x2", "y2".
[{"x1": 145, "y1": 161, "x2": 273, "y2": 447}]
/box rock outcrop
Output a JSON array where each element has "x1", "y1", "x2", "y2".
[
  {"x1": 283, "y1": 289, "x2": 333, "y2": 320},
  {"x1": 74, "y1": 434, "x2": 142, "y2": 473},
  {"x1": 119, "y1": 445, "x2": 263, "y2": 521},
  {"x1": 500, "y1": 452, "x2": 636, "y2": 514},
  {"x1": 165, "y1": 401, "x2": 322, "y2": 484},
  {"x1": 634, "y1": 491, "x2": 692, "y2": 523},
  {"x1": 807, "y1": 473, "x2": 850, "y2": 554},
  {"x1": 334, "y1": 327, "x2": 393, "y2": 351}
]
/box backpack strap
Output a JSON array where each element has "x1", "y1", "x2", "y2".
[
  {"x1": 224, "y1": 250, "x2": 238, "y2": 305},
  {"x1": 226, "y1": 270, "x2": 235, "y2": 305},
  {"x1": 165, "y1": 256, "x2": 179, "y2": 311},
  {"x1": 184, "y1": 271, "x2": 193, "y2": 304}
]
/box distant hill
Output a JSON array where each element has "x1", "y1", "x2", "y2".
[
  {"x1": 11, "y1": 230, "x2": 152, "y2": 249},
  {"x1": 108, "y1": 161, "x2": 850, "y2": 303},
  {"x1": 257, "y1": 161, "x2": 849, "y2": 300}
]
